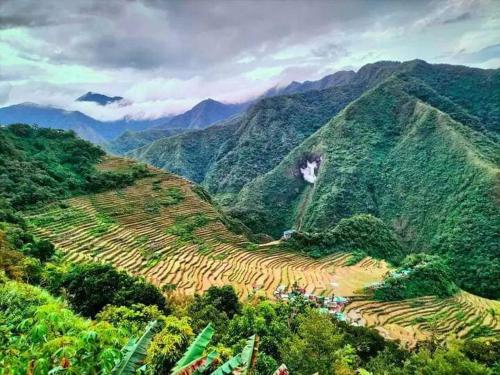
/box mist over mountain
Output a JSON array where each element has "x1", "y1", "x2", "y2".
[
  {"x1": 0, "y1": 97, "x2": 251, "y2": 147},
  {"x1": 0, "y1": 102, "x2": 169, "y2": 144}
]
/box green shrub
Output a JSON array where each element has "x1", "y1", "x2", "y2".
[
  {"x1": 373, "y1": 254, "x2": 459, "y2": 301},
  {"x1": 54, "y1": 263, "x2": 168, "y2": 318}
]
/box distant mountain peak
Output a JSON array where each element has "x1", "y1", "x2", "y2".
[{"x1": 76, "y1": 92, "x2": 124, "y2": 106}]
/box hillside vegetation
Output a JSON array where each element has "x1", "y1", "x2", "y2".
[
  {"x1": 27, "y1": 157, "x2": 388, "y2": 299},
  {"x1": 0, "y1": 124, "x2": 150, "y2": 214},
  {"x1": 234, "y1": 63, "x2": 500, "y2": 299},
  {"x1": 131, "y1": 61, "x2": 401, "y2": 195},
  {"x1": 1, "y1": 124, "x2": 499, "y2": 373},
  {"x1": 129, "y1": 116, "x2": 241, "y2": 183}
]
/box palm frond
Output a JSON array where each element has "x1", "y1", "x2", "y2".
[
  {"x1": 111, "y1": 320, "x2": 158, "y2": 375},
  {"x1": 239, "y1": 335, "x2": 257, "y2": 375}
]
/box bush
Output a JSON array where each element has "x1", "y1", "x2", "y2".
[
  {"x1": 373, "y1": 254, "x2": 459, "y2": 301},
  {"x1": 283, "y1": 214, "x2": 404, "y2": 263},
  {"x1": 56, "y1": 263, "x2": 168, "y2": 317}
]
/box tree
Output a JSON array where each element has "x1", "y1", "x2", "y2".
[
  {"x1": 59, "y1": 263, "x2": 168, "y2": 317},
  {"x1": 23, "y1": 239, "x2": 55, "y2": 262},
  {"x1": 97, "y1": 304, "x2": 168, "y2": 336},
  {"x1": 145, "y1": 316, "x2": 194, "y2": 374},
  {"x1": 203, "y1": 285, "x2": 241, "y2": 319},
  {"x1": 280, "y1": 310, "x2": 349, "y2": 375}
]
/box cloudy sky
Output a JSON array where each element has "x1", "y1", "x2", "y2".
[{"x1": 0, "y1": 0, "x2": 499, "y2": 120}]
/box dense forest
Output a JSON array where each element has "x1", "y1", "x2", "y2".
[
  {"x1": 233, "y1": 62, "x2": 500, "y2": 299},
  {"x1": 1, "y1": 125, "x2": 499, "y2": 373}
]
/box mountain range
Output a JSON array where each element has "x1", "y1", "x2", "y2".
[
  {"x1": 129, "y1": 60, "x2": 500, "y2": 299},
  {"x1": 0, "y1": 97, "x2": 249, "y2": 147},
  {"x1": 1, "y1": 60, "x2": 498, "y2": 299},
  {"x1": 263, "y1": 69, "x2": 356, "y2": 97}
]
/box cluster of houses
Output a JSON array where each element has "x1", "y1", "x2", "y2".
[{"x1": 272, "y1": 282, "x2": 349, "y2": 321}]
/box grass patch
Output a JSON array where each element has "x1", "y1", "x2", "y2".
[
  {"x1": 144, "y1": 253, "x2": 162, "y2": 269},
  {"x1": 345, "y1": 250, "x2": 367, "y2": 266},
  {"x1": 245, "y1": 243, "x2": 259, "y2": 251},
  {"x1": 211, "y1": 253, "x2": 228, "y2": 261},
  {"x1": 159, "y1": 187, "x2": 185, "y2": 206},
  {"x1": 454, "y1": 310, "x2": 466, "y2": 321},
  {"x1": 197, "y1": 242, "x2": 214, "y2": 255},
  {"x1": 165, "y1": 214, "x2": 211, "y2": 243},
  {"x1": 144, "y1": 200, "x2": 161, "y2": 215},
  {"x1": 89, "y1": 212, "x2": 115, "y2": 236},
  {"x1": 135, "y1": 235, "x2": 149, "y2": 246}
]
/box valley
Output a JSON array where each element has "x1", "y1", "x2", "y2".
[
  {"x1": 26, "y1": 157, "x2": 500, "y2": 347},
  {"x1": 27, "y1": 157, "x2": 387, "y2": 298},
  {"x1": 2, "y1": 1, "x2": 500, "y2": 372}
]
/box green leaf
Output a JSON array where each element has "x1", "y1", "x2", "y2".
[
  {"x1": 193, "y1": 351, "x2": 218, "y2": 375},
  {"x1": 210, "y1": 335, "x2": 257, "y2": 375},
  {"x1": 112, "y1": 320, "x2": 158, "y2": 375},
  {"x1": 239, "y1": 335, "x2": 257, "y2": 375},
  {"x1": 172, "y1": 323, "x2": 215, "y2": 375},
  {"x1": 210, "y1": 353, "x2": 244, "y2": 375}
]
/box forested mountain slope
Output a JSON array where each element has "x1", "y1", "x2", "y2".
[
  {"x1": 155, "y1": 98, "x2": 249, "y2": 130},
  {"x1": 128, "y1": 116, "x2": 242, "y2": 183},
  {"x1": 234, "y1": 72, "x2": 500, "y2": 299},
  {"x1": 132, "y1": 61, "x2": 401, "y2": 194},
  {"x1": 107, "y1": 127, "x2": 186, "y2": 155},
  {"x1": 263, "y1": 69, "x2": 356, "y2": 97}
]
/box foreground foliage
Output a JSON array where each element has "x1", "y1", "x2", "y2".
[{"x1": 0, "y1": 277, "x2": 128, "y2": 374}]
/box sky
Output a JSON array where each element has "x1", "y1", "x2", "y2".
[{"x1": 0, "y1": 0, "x2": 499, "y2": 121}]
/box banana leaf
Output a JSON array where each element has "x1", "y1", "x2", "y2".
[
  {"x1": 210, "y1": 353, "x2": 244, "y2": 375},
  {"x1": 112, "y1": 320, "x2": 158, "y2": 375},
  {"x1": 210, "y1": 335, "x2": 257, "y2": 375},
  {"x1": 171, "y1": 323, "x2": 215, "y2": 375},
  {"x1": 194, "y1": 351, "x2": 219, "y2": 375},
  {"x1": 239, "y1": 335, "x2": 257, "y2": 375}
]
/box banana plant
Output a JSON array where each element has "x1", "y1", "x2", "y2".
[
  {"x1": 171, "y1": 323, "x2": 215, "y2": 375},
  {"x1": 210, "y1": 335, "x2": 258, "y2": 375},
  {"x1": 171, "y1": 324, "x2": 259, "y2": 375},
  {"x1": 112, "y1": 320, "x2": 158, "y2": 375}
]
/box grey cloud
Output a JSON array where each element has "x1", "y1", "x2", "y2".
[
  {"x1": 0, "y1": 83, "x2": 12, "y2": 104},
  {"x1": 454, "y1": 43, "x2": 500, "y2": 63},
  {"x1": 0, "y1": 0, "x2": 436, "y2": 74},
  {"x1": 312, "y1": 43, "x2": 349, "y2": 60},
  {"x1": 441, "y1": 11, "x2": 473, "y2": 24}
]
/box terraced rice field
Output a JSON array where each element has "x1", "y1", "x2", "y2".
[
  {"x1": 345, "y1": 291, "x2": 500, "y2": 347},
  {"x1": 27, "y1": 157, "x2": 500, "y2": 345},
  {"x1": 27, "y1": 157, "x2": 387, "y2": 298}
]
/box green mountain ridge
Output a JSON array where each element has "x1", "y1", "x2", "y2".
[
  {"x1": 233, "y1": 73, "x2": 500, "y2": 299},
  {"x1": 131, "y1": 61, "x2": 402, "y2": 195}
]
